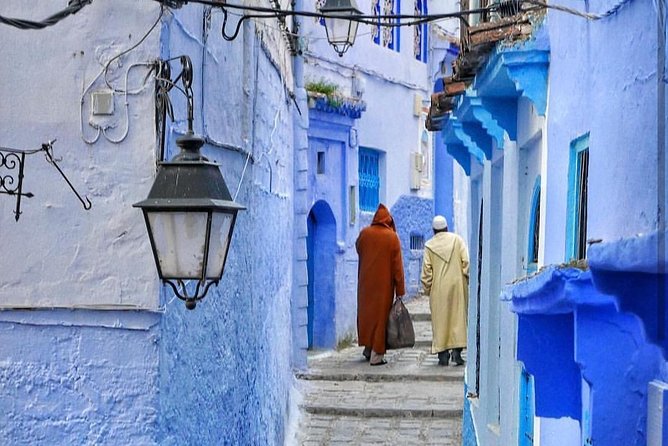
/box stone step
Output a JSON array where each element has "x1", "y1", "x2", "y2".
[
  {"x1": 300, "y1": 347, "x2": 465, "y2": 383},
  {"x1": 295, "y1": 414, "x2": 462, "y2": 445},
  {"x1": 413, "y1": 320, "x2": 433, "y2": 344},
  {"x1": 411, "y1": 312, "x2": 431, "y2": 322},
  {"x1": 299, "y1": 380, "x2": 464, "y2": 419}
]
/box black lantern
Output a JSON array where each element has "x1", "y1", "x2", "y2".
[
  {"x1": 319, "y1": 0, "x2": 363, "y2": 57},
  {"x1": 134, "y1": 56, "x2": 245, "y2": 310}
]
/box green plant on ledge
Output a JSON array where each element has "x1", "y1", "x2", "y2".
[{"x1": 305, "y1": 79, "x2": 343, "y2": 108}]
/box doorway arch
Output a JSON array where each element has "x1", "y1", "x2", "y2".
[{"x1": 307, "y1": 200, "x2": 337, "y2": 349}]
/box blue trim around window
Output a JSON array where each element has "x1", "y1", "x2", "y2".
[
  {"x1": 359, "y1": 148, "x2": 381, "y2": 212},
  {"x1": 527, "y1": 176, "x2": 541, "y2": 275},
  {"x1": 565, "y1": 133, "x2": 590, "y2": 261}
]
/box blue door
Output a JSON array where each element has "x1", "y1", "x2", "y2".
[
  {"x1": 306, "y1": 201, "x2": 337, "y2": 349},
  {"x1": 519, "y1": 368, "x2": 535, "y2": 445}
]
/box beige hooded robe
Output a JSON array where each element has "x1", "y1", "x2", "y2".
[{"x1": 421, "y1": 231, "x2": 470, "y2": 353}]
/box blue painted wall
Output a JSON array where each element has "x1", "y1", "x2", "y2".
[
  {"x1": 462, "y1": 385, "x2": 478, "y2": 446},
  {"x1": 0, "y1": 3, "x2": 298, "y2": 444},
  {"x1": 391, "y1": 195, "x2": 434, "y2": 296},
  {"x1": 544, "y1": 0, "x2": 663, "y2": 264},
  {"x1": 0, "y1": 311, "x2": 160, "y2": 445},
  {"x1": 305, "y1": 108, "x2": 360, "y2": 345},
  {"x1": 505, "y1": 266, "x2": 667, "y2": 445},
  {"x1": 434, "y1": 130, "x2": 455, "y2": 232},
  {"x1": 156, "y1": 6, "x2": 296, "y2": 444}
]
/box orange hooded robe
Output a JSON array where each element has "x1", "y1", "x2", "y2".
[{"x1": 355, "y1": 204, "x2": 406, "y2": 354}]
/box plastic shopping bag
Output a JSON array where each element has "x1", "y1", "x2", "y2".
[{"x1": 386, "y1": 298, "x2": 415, "y2": 349}]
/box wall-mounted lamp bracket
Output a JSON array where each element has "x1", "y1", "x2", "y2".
[{"x1": 0, "y1": 140, "x2": 92, "y2": 221}]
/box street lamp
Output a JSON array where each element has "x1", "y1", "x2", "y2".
[
  {"x1": 319, "y1": 0, "x2": 363, "y2": 57},
  {"x1": 134, "y1": 56, "x2": 245, "y2": 310}
]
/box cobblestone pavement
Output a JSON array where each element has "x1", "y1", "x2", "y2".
[{"x1": 291, "y1": 296, "x2": 464, "y2": 445}]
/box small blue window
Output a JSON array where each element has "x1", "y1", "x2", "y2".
[
  {"x1": 414, "y1": 0, "x2": 428, "y2": 63},
  {"x1": 527, "y1": 177, "x2": 541, "y2": 275},
  {"x1": 566, "y1": 134, "x2": 590, "y2": 261},
  {"x1": 372, "y1": 0, "x2": 401, "y2": 52},
  {"x1": 359, "y1": 148, "x2": 381, "y2": 212}
]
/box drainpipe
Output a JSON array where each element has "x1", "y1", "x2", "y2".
[{"x1": 292, "y1": 0, "x2": 310, "y2": 370}]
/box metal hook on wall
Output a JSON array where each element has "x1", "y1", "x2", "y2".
[{"x1": 42, "y1": 141, "x2": 93, "y2": 211}]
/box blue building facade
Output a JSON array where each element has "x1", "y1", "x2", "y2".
[
  {"x1": 295, "y1": 0, "x2": 451, "y2": 350},
  {"x1": 433, "y1": 1, "x2": 668, "y2": 444}
]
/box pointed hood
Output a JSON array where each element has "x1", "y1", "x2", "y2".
[{"x1": 371, "y1": 203, "x2": 396, "y2": 232}]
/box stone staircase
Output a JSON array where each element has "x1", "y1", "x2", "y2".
[{"x1": 291, "y1": 296, "x2": 464, "y2": 445}]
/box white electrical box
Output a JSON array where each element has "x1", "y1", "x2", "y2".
[
  {"x1": 92, "y1": 90, "x2": 114, "y2": 115},
  {"x1": 413, "y1": 93, "x2": 423, "y2": 117},
  {"x1": 410, "y1": 152, "x2": 423, "y2": 190}
]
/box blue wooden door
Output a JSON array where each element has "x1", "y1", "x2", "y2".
[{"x1": 519, "y1": 368, "x2": 535, "y2": 446}]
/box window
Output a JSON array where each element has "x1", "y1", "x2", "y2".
[
  {"x1": 410, "y1": 233, "x2": 424, "y2": 251},
  {"x1": 372, "y1": 0, "x2": 401, "y2": 52},
  {"x1": 317, "y1": 151, "x2": 326, "y2": 174},
  {"x1": 414, "y1": 0, "x2": 428, "y2": 62},
  {"x1": 566, "y1": 134, "x2": 589, "y2": 261},
  {"x1": 359, "y1": 148, "x2": 381, "y2": 212},
  {"x1": 527, "y1": 177, "x2": 541, "y2": 275}
]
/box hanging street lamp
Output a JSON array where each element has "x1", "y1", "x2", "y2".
[
  {"x1": 134, "y1": 56, "x2": 245, "y2": 310},
  {"x1": 319, "y1": 0, "x2": 363, "y2": 57}
]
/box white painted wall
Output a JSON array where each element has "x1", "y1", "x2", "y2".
[
  {"x1": 0, "y1": 0, "x2": 162, "y2": 309},
  {"x1": 459, "y1": 97, "x2": 547, "y2": 446},
  {"x1": 300, "y1": 0, "x2": 433, "y2": 209}
]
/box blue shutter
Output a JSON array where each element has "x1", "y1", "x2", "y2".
[{"x1": 359, "y1": 148, "x2": 380, "y2": 212}]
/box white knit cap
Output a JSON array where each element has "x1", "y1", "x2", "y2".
[{"x1": 432, "y1": 215, "x2": 448, "y2": 230}]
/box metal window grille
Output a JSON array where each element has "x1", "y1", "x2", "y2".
[
  {"x1": 414, "y1": 0, "x2": 428, "y2": 62},
  {"x1": 372, "y1": 0, "x2": 401, "y2": 52},
  {"x1": 410, "y1": 234, "x2": 424, "y2": 250},
  {"x1": 359, "y1": 148, "x2": 380, "y2": 212},
  {"x1": 575, "y1": 149, "x2": 589, "y2": 260}
]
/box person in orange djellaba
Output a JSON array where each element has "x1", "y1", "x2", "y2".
[{"x1": 356, "y1": 203, "x2": 406, "y2": 366}]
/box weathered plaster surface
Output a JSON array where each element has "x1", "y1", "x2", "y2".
[
  {"x1": 391, "y1": 195, "x2": 434, "y2": 296},
  {"x1": 157, "y1": 6, "x2": 295, "y2": 443},
  {"x1": 0, "y1": 0, "x2": 161, "y2": 309},
  {"x1": 504, "y1": 266, "x2": 665, "y2": 445},
  {"x1": 544, "y1": 0, "x2": 661, "y2": 263},
  {"x1": 0, "y1": 1, "x2": 297, "y2": 444},
  {"x1": 0, "y1": 311, "x2": 160, "y2": 445}
]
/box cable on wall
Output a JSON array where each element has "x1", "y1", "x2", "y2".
[{"x1": 0, "y1": 0, "x2": 93, "y2": 30}]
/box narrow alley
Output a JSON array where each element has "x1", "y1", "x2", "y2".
[{"x1": 291, "y1": 297, "x2": 464, "y2": 445}]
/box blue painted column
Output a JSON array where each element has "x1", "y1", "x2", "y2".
[{"x1": 434, "y1": 131, "x2": 454, "y2": 230}]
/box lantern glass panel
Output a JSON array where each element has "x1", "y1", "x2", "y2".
[
  {"x1": 205, "y1": 212, "x2": 234, "y2": 279},
  {"x1": 325, "y1": 16, "x2": 358, "y2": 49},
  {"x1": 147, "y1": 211, "x2": 208, "y2": 279}
]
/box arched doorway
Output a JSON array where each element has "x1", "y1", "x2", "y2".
[{"x1": 306, "y1": 200, "x2": 337, "y2": 349}]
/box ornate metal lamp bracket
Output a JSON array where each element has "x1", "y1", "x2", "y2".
[{"x1": 0, "y1": 140, "x2": 92, "y2": 221}]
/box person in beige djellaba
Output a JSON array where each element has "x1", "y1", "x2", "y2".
[{"x1": 420, "y1": 215, "x2": 470, "y2": 366}]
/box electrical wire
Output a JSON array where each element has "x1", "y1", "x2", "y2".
[
  {"x1": 103, "y1": 5, "x2": 165, "y2": 91},
  {"x1": 525, "y1": 0, "x2": 634, "y2": 20},
  {"x1": 161, "y1": 0, "x2": 505, "y2": 28},
  {"x1": 0, "y1": 0, "x2": 92, "y2": 30}
]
